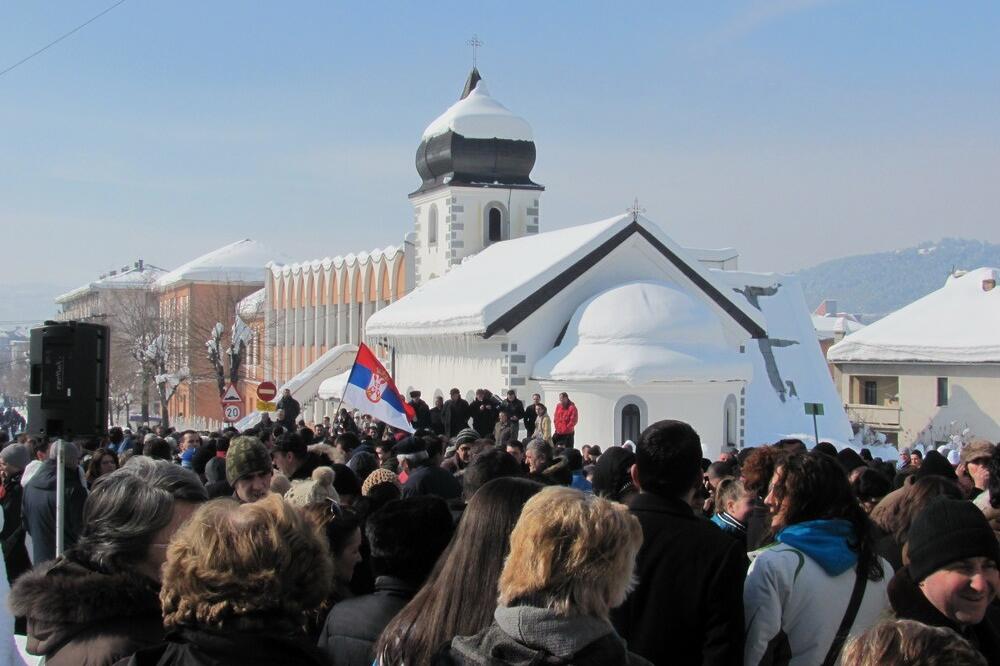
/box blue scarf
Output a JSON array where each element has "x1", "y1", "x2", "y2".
[{"x1": 776, "y1": 519, "x2": 858, "y2": 576}]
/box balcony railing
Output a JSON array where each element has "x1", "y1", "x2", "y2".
[{"x1": 846, "y1": 403, "x2": 901, "y2": 428}]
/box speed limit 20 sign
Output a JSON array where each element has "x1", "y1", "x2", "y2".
[{"x1": 223, "y1": 404, "x2": 242, "y2": 422}]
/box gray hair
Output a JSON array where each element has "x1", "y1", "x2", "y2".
[
  {"x1": 73, "y1": 459, "x2": 207, "y2": 572},
  {"x1": 526, "y1": 440, "x2": 553, "y2": 463}
]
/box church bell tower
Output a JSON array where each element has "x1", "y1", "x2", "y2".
[{"x1": 410, "y1": 68, "x2": 544, "y2": 286}]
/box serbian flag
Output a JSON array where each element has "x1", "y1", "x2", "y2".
[{"x1": 342, "y1": 343, "x2": 415, "y2": 433}]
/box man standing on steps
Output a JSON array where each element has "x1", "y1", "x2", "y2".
[{"x1": 276, "y1": 388, "x2": 300, "y2": 430}]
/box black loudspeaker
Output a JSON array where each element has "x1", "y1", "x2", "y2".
[{"x1": 27, "y1": 321, "x2": 110, "y2": 439}]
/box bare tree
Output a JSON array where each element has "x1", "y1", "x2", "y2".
[
  {"x1": 137, "y1": 335, "x2": 188, "y2": 430},
  {"x1": 206, "y1": 317, "x2": 254, "y2": 397},
  {"x1": 104, "y1": 285, "x2": 161, "y2": 423}
]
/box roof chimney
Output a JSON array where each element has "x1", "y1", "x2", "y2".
[{"x1": 137, "y1": 259, "x2": 144, "y2": 271}]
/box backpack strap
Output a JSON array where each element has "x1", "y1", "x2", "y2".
[{"x1": 821, "y1": 566, "x2": 867, "y2": 666}]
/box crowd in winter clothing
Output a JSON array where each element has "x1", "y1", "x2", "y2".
[{"x1": 0, "y1": 387, "x2": 998, "y2": 665}]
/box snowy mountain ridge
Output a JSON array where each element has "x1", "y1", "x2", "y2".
[{"x1": 795, "y1": 238, "x2": 1000, "y2": 320}]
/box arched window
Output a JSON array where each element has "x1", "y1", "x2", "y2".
[
  {"x1": 488, "y1": 207, "x2": 503, "y2": 243},
  {"x1": 621, "y1": 404, "x2": 641, "y2": 444},
  {"x1": 428, "y1": 204, "x2": 438, "y2": 246},
  {"x1": 724, "y1": 394, "x2": 738, "y2": 447}
]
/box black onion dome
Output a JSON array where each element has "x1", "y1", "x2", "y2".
[{"x1": 412, "y1": 69, "x2": 543, "y2": 196}]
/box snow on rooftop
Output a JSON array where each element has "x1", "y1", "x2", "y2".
[
  {"x1": 828, "y1": 267, "x2": 1000, "y2": 364},
  {"x1": 534, "y1": 281, "x2": 752, "y2": 384},
  {"x1": 812, "y1": 314, "x2": 866, "y2": 341},
  {"x1": 422, "y1": 80, "x2": 533, "y2": 142},
  {"x1": 157, "y1": 239, "x2": 290, "y2": 288},
  {"x1": 367, "y1": 214, "x2": 630, "y2": 337},
  {"x1": 237, "y1": 288, "x2": 265, "y2": 319},
  {"x1": 367, "y1": 213, "x2": 764, "y2": 339},
  {"x1": 269, "y1": 244, "x2": 402, "y2": 276},
  {"x1": 715, "y1": 270, "x2": 854, "y2": 445},
  {"x1": 55, "y1": 263, "x2": 168, "y2": 303}
]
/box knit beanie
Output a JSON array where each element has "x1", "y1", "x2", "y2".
[
  {"x1": 283, "y1": 466, "x2": 339, "y2": 508},
  {"x1": 907, "y1": 497, "x2": 1000, "y2": 582},
  {"x1": 0, "y1": 444, "x2": 29, "y2": 471},
  {"x1": 225, "y1": 436, "x2": 271, "y2": 485},
  {"x1": 362, "y1": 467, "x2": 401, "y2": 497}
]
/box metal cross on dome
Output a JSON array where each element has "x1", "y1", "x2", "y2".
[
  {"x1": 627, "y1": 197, "x2": 646, "y2": 222},
  {"x1": 467, "y1": 35, "x2": 483, "y2": 68}
]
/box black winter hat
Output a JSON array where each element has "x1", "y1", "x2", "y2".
[
  {"x1": 913, "y1": 450, "x2": 958, "y2": 482},
  {"x1": 835, "y1": 447, "x2": 866, "y2": 473},
  {"x1": 907, "y1": 497, "x2": 1000, "y2": 582}
]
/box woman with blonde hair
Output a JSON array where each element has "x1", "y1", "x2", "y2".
[
  {"x1": 121, "y1": 494, "x2": 332, "y2": 666},
  {"x1": 435, "y1": 486, "x2": 650, "y2": 665}
]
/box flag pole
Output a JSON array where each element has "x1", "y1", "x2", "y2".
[{"x1": 333, "y1": 343, "x2": 363, "y2": 428}]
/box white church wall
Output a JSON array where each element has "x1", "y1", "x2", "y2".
[
  {"x1": 538, "y1": 380, "x2": 744, "y2": 457},
  {"x1": 390, "y1": 337, "x2": 507, "y2": 402}
]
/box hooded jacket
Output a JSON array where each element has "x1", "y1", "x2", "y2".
[
  {"x1": 436, "y1": 605, "x2": 652, "y2": 666},
  {"x1": 21, "y1": 459, "x2": 87, "y2": 564},
  {"x1": 9, "y1": 556, "x2": 164, "y2": 666},
  {"x1": 888, "y1": 566, "x2": 1000, "y2": 664},
  {"x1": 743, "y1": 519, "x2": 891, "y2": 666}
]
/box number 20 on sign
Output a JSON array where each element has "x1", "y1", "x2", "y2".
[{"x1": 224, "y1": 404, "x2": 242, "y2": 422}]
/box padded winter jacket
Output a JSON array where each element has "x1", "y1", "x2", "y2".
[
  {"x1": 553, "y1": 402, "x2": 578, "y2": 435},
  {"x1": 743, "y1": 521, "x2": 891, "y2": 666}
]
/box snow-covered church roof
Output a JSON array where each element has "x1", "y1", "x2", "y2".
[
  {"x1": 365, "y1": 213, "x2": 766, "y2": 339},
  {"x1": 828, "y1": 267, "x2": 1000, "y2": 364},
  {"x1": 534, "y1": 281, "x2": 752, "y2": 384},
  {"x1": 715, "y1": 270, "x2": 856, "y2": 445},
  {"x1": 157, "y1": 239, "x2": 290, "y2": 289}
]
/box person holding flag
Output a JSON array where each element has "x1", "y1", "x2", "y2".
[{"x1": 341, "y1": 344, "x2": 415, "y2": 434}]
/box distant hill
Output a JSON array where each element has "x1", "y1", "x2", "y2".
[{"x1": 795, "y1": 238, "x2": 1000, "y2": 319}]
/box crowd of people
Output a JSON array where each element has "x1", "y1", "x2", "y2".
[{"x1": 0, "y1": 385, "x2": 996, "y2": 665}]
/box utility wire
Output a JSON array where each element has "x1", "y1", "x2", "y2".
[{"x1": 0, "y1": 0, "x2": 128, "y2": 79}]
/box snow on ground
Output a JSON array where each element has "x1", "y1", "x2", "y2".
[
  {"x1": 422, "y1": 80, "x2": 533, "y2": 142},
  {"x1": 828, "y1": 267, "x2": 1000, "y2": 363},
  {"x1": 715, "y1": 270, "x2": 855, "y2": 447}
]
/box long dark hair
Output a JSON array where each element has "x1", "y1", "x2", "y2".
[
  {"x1": 772, "y1": 452, "x2": 884, "y2": 581},
  {"x1": 374, "y1": 477, "x2": 544, "y2": 665}
]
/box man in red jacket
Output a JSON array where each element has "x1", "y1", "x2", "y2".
[{"x1": 553, "y1": 392, "x2": 578, "y2": 449}]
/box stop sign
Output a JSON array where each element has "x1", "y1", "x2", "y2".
[{"x1": 257, "y1": 381, "x2": 277, "y2": 402}]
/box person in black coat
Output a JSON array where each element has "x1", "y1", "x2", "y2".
[
  {"x1": 442, "y1": 388, "x2": 471, "y2": 438},
  {"x1": 611, "y1": 421, "x2": 748, "y2": 666},
  {"x1": 318, "y1": 496, "x2": 454, "y2": 666},
  {"x1": 888, "y1": 497, "x2": 1000, "y2": 664},
  {"x1": 469, "y1": 390, "x2": 500, "y2": 440},
  {"x1": 407, "y1": 391, "x2": 432, "y2": 431},
  {"x1": 276, "y1": 389, "x2": 301, "y2": 430},
  {"x1": 22, "y1": 442, "x2": 87, "y2": 565},
  {"x1": 522, "y1": 393, "x2": 542, "y2": 439},
  {"x1": 429, "y1": 396, "x2": 446, "y2": 436},
  {"x1": 499, "y1": 390, "x2": 525, "y2": 441}
]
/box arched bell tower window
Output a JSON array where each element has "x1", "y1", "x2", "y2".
[
  {"x1": 428, "y1": 204, "x2": 438, "y2": 246},
  {"x1": 483, "y1": 202, "x2": 510, "y2": 246},
  {"x1": 488, "y1": 207, "x2": 503, "y2": 242}
]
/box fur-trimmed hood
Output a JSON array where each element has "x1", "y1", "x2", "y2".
[{"x1": 9, "y1": 556, "x2": 163, "y2": 662}]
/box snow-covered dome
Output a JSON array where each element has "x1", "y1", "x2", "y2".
[
  {"x1": 413, "y1": 68, "x2": 542, "y2": 196},
  {"x1": 533, "y1": 281, "x2": 752, "y2": 384},
  {"x1": 422, "y1": 79, "x2": 533, "y2": 142}
]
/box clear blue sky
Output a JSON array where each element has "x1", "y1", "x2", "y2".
[{"x1": 2, "y1": 1, "x2": 999, "y2": 321}]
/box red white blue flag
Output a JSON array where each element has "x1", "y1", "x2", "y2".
[{"x1": 342, "y1": 343, "x2": 415, "y2": 433}]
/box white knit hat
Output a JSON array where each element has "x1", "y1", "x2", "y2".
[{"x1": 283, "y1": 466, "x2": 340, "y2": 508}]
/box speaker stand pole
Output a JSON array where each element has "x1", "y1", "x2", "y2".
[{"x1": 55, "y1": 440, "x2": 65, "y2": 557}]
